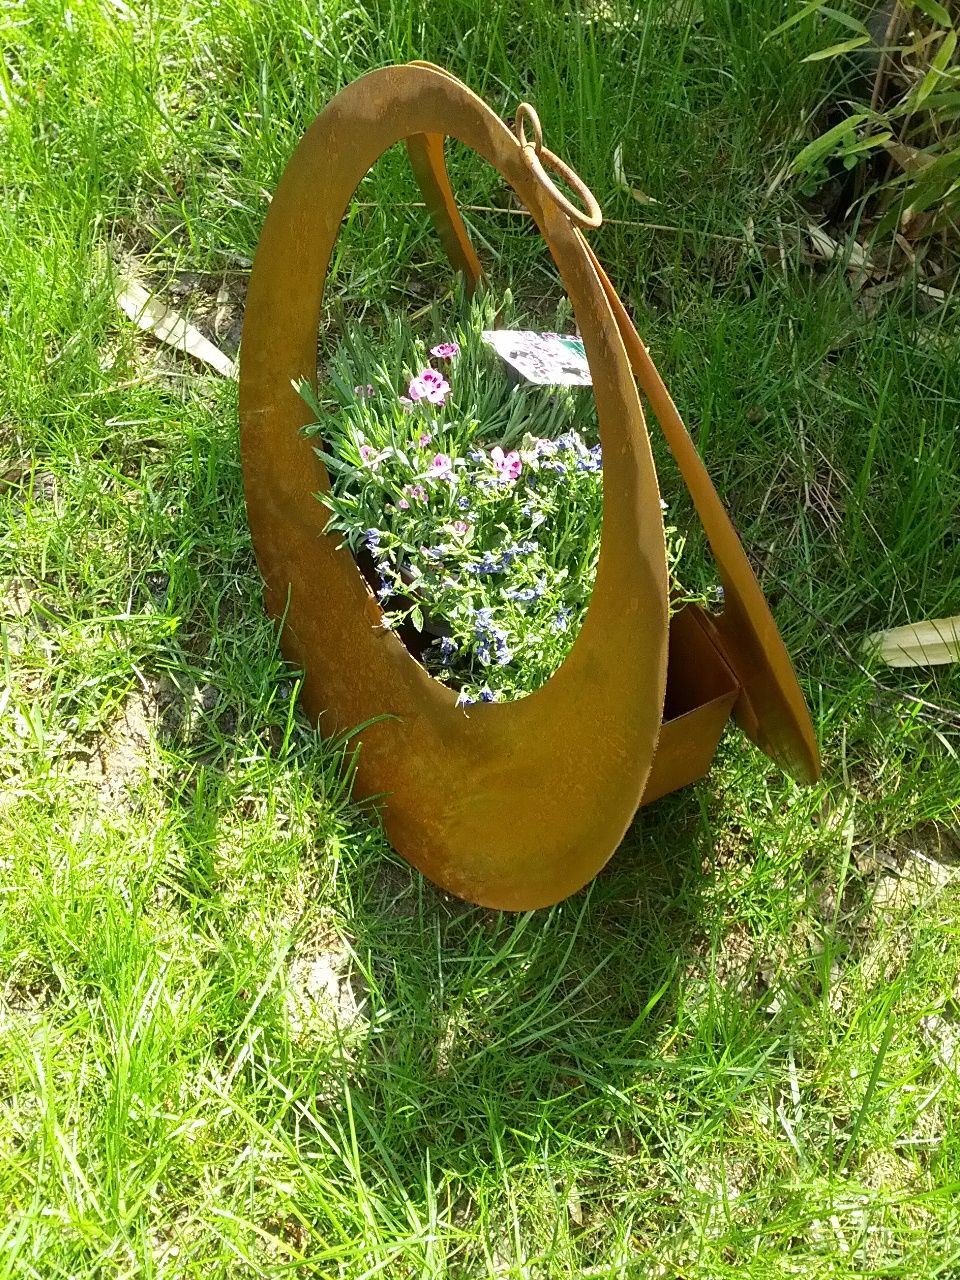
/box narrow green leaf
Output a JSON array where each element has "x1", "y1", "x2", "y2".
[
  {"x1": 311, "y1": 449, "x2": 357, "y2": 477},
  {"x1": 293, "y1": 376, "x2": 323, "y2": 419},
  {"x1": 913, "y1": 28, "x2": 958, "y2": 106},
  {"x1": 764, "y1": 0, "x2": 828, "y2": 43},
  {"x1": 837, "y1": 131, "x2": 893, "y2": 168},
  {"x1": 918, "y1": 89, "x2": 960, "y2": 109},
  {"x1": 933, "y1": 24, "x2": 957, "y2": 68},
  {"x1": 802, "y1": 35, "x2": 871, "y2": 61},
  {"x1": 912, "y1": 0, "x2": 953, "y2": 29},
  {"x1": 840, "y1": 1004, "x2": 898, "y2": 1172},
  {"x1": 819, "y1": 6, "x2": 870, "y2": 36},
  {"x1": 793, "y1": 112, "x2": 870, "y2": 173},
  {"x1": 841, "y1": 131, "x2": 894, "y2": 158}
]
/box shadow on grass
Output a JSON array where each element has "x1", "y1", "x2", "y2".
[
  {"x1": 156, "y1": 658, "x2": 720, "y2": 1175},
  {"x1": 135, "y1": 412, "x2": 743, "y2": 1234},
  {"x1": 283, "y1": 783, "x2": 718, "y2": 1173}
]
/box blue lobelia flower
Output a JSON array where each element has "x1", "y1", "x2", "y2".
[
  {"x1": 499, "y1": 540, "x2": 537, "y2": 570},
  {"x1": 468, "y1": 551, "x2": 502, "y2": 576},
  {"x1": 577, "y1": 444, "x2": 602, "y2": 473},
  {"x1": 374, "y1": 557, "x2": 393, "y2": 602},
  {"x1": 473, "y1": 607, "x2": 512, "y2": 667},
  {"x1": 437, "y1": 635, "x2": 458, "y2": 665},
  {"x1": 504, "y1": 584, "x2": 539, "y2": 602}
]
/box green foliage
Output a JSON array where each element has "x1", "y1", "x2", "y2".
[
  {"x1": 771, "y1": 1, "x2": 960, "y2": 234},
  {"x1": 300, "y1": 290, "x2": 689, "y2": 704},
  {"x1": 1, "y1": 0, "x2": 959, "y2": 1275}
]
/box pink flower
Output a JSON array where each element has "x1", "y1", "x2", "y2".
[
  {"x1": 426, "y1": 453, "x2": 452, "y2": 479},
  {"x1": 401, "y1": 484, "x2": 427, "y2": 505},
  {"x1": 354, "y1": 383, "x2": 375, "y2": 398},
  {"x1": 451, "y1": 520, "x2": 470, "y2": 535},
  {"x1": 490, "y1": 445, "x2": 522, "y2": 482},
  {"x1": 430, "y1": 341, "x2": 460, "y2": 360},
  {"x1": 398, "y1": 497, "x2": 410, "y2": 510},
  {"x1": 359, "y1": 444, "x2": 382, "y2": 468},
  {"x1": 418, "y1": 432, "x2": 433, "y2": 447},
  {"x1": 408, "y1": 368, "x2": 450, "y2": 406}
]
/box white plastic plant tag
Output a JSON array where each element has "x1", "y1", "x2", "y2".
[{"x1": 481, "y1": 330, "x2": 592, "y2": 386}]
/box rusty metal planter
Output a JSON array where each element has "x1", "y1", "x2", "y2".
[{"x1": 239, "y1": 63, "x2": 821, "y2": 911}]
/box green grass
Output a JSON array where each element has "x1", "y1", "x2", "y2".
[{"x1": 2, "y1": 0, "x2": 960, "y2": 1274}]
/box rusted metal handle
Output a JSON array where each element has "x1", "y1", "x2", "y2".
[
  {"x1": 514, "y1": 102, "x2": 602, "y2": 230},
  {"x1": 514, "y1": 102, "x2": 544, "y2": 154}
]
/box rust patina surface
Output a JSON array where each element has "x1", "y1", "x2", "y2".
[{"x1": 239, "y1": 63, "x2": 820, "y2": 910}]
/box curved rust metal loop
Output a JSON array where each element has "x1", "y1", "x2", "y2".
[
  {"x1": 514, "y1": 101, "x2": 544, "y2": 155},
  {"x1": 514, "y1": 101, "x2": 602, "y2": 230},
  {"x1": 521, "y1": 144, "x2": 603, "y2": 230},
  {"x1": 239, "y1": 63, "x2": 669, "y2": 911}
]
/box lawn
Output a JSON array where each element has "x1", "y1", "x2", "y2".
[{"x1": 2, "y1": 0, "x2": 960, "y2": 1275}]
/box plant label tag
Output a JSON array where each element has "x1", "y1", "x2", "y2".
[{"x1": 481, "y1": 330, "x2": 592, "y2": 386}]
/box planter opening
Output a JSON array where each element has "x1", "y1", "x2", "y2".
[{"x1": 300, "y1": 285, "x2": 661, "y2": 706}]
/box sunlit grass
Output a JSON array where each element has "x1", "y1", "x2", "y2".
[{"x1": 1, "y1": 0, "x2": 959, "y2": 1275}]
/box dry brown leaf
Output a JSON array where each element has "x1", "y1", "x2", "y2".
[
  {"x1": 116, "y1": 277, "x2": 236, "y2": 378},
  {"x1": 883, "y1": 140, "x2": 936, "y2": 173},
  {"x1": 865, "y1": 615, "x2": 960, "y2": 667},
  {"x1": 566, "y1": 1183, "x2": 583, "y2": 1227},
  {"x1": 899, "y1": 206, "x2": 936, "y2": 241},
  {"x1": 0, "y1": 462, "x2": 30, "y2": 493},
  {"x1": 922, "y1": 1011, "x2": 960, "y2": 1075},
  {"x1": 806, "y1": 221, "x2": 873, "y2": 273},
  {"x1": 214, "y1": 279, "x2": 233, "y2": 341}
]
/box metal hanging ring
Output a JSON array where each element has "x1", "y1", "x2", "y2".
[
  {"x1": 514, "y1": 102, "x2": 602, "y2": 230},
  {"x1": 514, "y1": 101, "x2": 544, "y2": 155}
]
